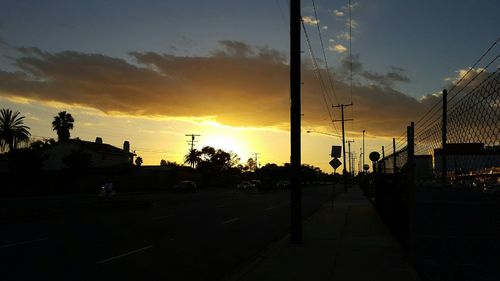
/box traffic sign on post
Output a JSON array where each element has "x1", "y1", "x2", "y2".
[
  {"x1": 331, "y1": 145, "x2": 342, "y2": 158},
  {"x1": 329, "y1": 158, "x2": 342, "y2": 170}
]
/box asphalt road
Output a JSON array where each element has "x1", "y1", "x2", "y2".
[{"x1": 0, "y1": 184, "x2": 337, "y2": 281}]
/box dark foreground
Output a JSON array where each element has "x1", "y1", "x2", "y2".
[{"x1": 0, "y1": 185, "x2": 335, "y2": 281}]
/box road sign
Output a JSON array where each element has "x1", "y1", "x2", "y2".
[
  {"x1": 369, "y1": 151, "x2": 380, "y2": 162},
  {"x1": 331, "y1": 145, "x2": 342, "y2": 158},
  {"x1": 329, "y1": 158, "x2": 342, "y2": 170}
]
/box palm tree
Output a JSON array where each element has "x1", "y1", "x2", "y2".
[
  {"x1": 184, "y1": 148, "x2": 202, "y2": 168},
  {"x1": 52, "y1": 111, "x2": 74, "y2": 142},
  {"x1": 0, "y1": 109, "x2": 31, "y2": 152}
]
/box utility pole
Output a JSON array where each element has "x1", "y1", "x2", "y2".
[
  {"x1": 290, "y1": 0, "x2": 302, "y2": 244},
  {"x1": 185, "y1": 134, "x2": 200, "y2": 151},
  {"x1": 333, "y1": 103, "x2": 353, "y2": 192},
  {"x1": 253, "y1": 153, "x2": 260, "y2": 168},
  {"x1": 347, "y1": 140, "x2": 355, "y2": 175},
  {"x1": 351, "y1": 152, "x2": 357, "y2": 175},
  {"x1": 185, "y1": 134, "x2": 200, "y2": 168}
]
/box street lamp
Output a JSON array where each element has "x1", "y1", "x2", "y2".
[{"x1": 306, "y1": 130, "x2": 342, "y2": 138}]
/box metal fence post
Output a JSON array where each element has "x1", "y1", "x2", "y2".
[
  {"x1": 407, "y1": 122, "x2": 415, "y2": 264},
  {"x1": 442, "y1": 89, "x2": 447, "y2": 184},
  {"x1": 441, "y1": 89, "x2": 449, "y2": 279},
  {"x1": 382, "y1": 146, "x2": 386, "y2": 174},
  {"x1": 392, "y1": 138, "x2": 397, "y2": 173}
]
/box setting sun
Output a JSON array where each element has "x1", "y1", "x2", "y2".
[{"x1": 202, "y1": 134, "x2": 248, "y2": 159}]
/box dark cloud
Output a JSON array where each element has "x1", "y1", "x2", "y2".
[
  {"x1": 340, "y1": 54, "x2": 410, "y2": 87},
  {"x1": 0, "y1": 41, "x2": 438, "y2": 136},
  {"x1": 361, "y1": 70, "x2": 410, "y2": 87}
]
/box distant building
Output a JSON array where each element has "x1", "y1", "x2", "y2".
[
  {"x1": 434, "y1": 143, "x2": 500, "y2": 175},
  {"x1": 415, "y1": 155, "x2": 433, "y2": 179},
  {"x1": 42, "y1": 137, "x2": 135, "y2": 170}
]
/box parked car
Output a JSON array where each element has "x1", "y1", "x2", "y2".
[
  {"x1": 173, "y1": 181, "x2": 197, "y2": 192},
  {"x1": 250, "y1": 180, "x2": 262, "y2": 187},
  {"x1": 237, "y1": 181, "x2": 253, "y2": 190},
  {"x1": 275, "y1": 180, "x2": 291, "y2": 190},
  {"x1": 483, "y1": 184, "x2": 500, "y2": 194}
]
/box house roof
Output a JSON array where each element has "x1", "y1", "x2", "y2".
[{"x1": 59, "y1": 139, "x2": 135, "y2": 156}]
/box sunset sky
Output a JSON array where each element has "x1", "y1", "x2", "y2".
[{"x1": 1, "y1": 0, "x2": 499, "y2": 172}]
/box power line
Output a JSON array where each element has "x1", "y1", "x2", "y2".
[
  {"x1": 301, "y1": 19, "x2": 339, "y2": 134},
  {"x1": 415, "y1": 53, "x2": 499, "y2": 137},
  {"x1": 448, "y1": 37, "x2": 499, "y2": 97},
  {"x1": 311, "y1": 0, "x2": 340, "y2": 105},
  {"x1": 447, "y1": 54, "x2": 500, "y2": 106},
  {"x1": 415, "y1": 37, "x2": 500, "y2": 128}
]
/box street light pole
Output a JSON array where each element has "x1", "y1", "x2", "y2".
[{"x1": 362, "y1": 130, "x2": 365, "y2": 173}]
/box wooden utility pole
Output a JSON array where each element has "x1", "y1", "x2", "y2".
[
  {"x1": 290, "y1": 0, "x2": 302, "y2": 244},
  {"x1": 185, "y1": 134, "x2": 200, "y2": 151},
  {"x1": 347, "y1": 140, "x2": 355, "y2": 175},
  {"x1": 185, "y1": 134, "x2": 200, "y2": 168},
  {"x1": 333, "y1": 103, "x2": 353, "y2": 191}
]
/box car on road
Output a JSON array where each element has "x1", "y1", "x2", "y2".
[
  {"x1": 483, "y1": 184, "x2": 500, "y2": 194},
  {"x1": 173, "y1": 181, "x2": 197, "y2": 192},
  {"x1": 275, "y1": 180, "x2": 290, "y2": 190},
  {"x1": 237, "y1": 181, "x2": 253, "y2": 190}
]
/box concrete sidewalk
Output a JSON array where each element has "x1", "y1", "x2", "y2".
[{"x1": 225, "y1": 186, "x2": 421, "y2": 281}]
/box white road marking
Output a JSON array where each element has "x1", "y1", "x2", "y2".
[
  {"x1": 97, "y1": 245, "x2": 153, "y2": 264},
  {"x1": 264, "y1": 206, "x2": 275, "y2": 211},
  {"x1": 221, "y1": 218, "x2": 240, "y2": 224},
  {"x1": 0, "y1": 237, "x2": 49, "y2": 249},
  {"x1": 152, "y1": 214, "x2": 175, "y2": 221}
]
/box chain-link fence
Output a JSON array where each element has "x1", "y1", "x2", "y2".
[{"x1": 369, "y1": 64, "x2": 500, "y2": 280}]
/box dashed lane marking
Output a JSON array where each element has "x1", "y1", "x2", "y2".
[
  {"x1": 221, "y1": 218, "x2": 240, "y2": 224},
  {"x1": 0, "y1": 237, "x2": 49, "y2": 249},
  {"x1": 97, "y1": 245, "x2": 153, "y2": 264}
]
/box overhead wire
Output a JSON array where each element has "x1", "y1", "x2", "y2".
[
  {"x1": 415, "y1": 37, "x2": 500, "y2": 129},
  {"x1": 311, "y1": 0, "x2": 340, "y2": 105},
  {"x1": 301, "y1": 18, "x2": 340, "y2": 135}
]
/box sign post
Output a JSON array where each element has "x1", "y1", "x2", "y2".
[{"x1": 329, "y1": 157, "x2": 342, "y2": 208}]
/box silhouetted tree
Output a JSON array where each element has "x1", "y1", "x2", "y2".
[
  {"x1": 246, "y1": 158, "x2": 257, "y2": 172},
  {"x1": 160, "y1": 159, "x2": 167, "y2": 166},
  {"x1": 0, "y1": 109, "x2": 31, "y2": 152},
  {"x1": 184, "y1": 148, "x2": 201, "y2": 168},
  {"x1": 135, "y1": 156, "x2": 143, "y2": 166},
  {"x1": 52, "y1": 111, "x2": 74, "y2": 142},
  {"x1": 29, "y1": 138, "x2": 56, "y2": 150}
]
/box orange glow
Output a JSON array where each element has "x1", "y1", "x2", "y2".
[{"x1": 202, "y1": 134, "x2": 249, "y2": 158}]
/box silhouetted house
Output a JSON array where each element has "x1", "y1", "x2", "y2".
[
  {"x1": 42, "y1": 137, "x2": 135, "y2": 171},
  {"x1": 434, "y1": 143, "x2": 500, "y2": 175}
]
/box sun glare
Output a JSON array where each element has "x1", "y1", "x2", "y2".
[{"x1": 203, "y1": 134, "x2": 248, "y2": 158}]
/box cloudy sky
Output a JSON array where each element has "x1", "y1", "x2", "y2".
[{"x1": 0, "y1": 0, "x2": 499, "y2": 172}]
